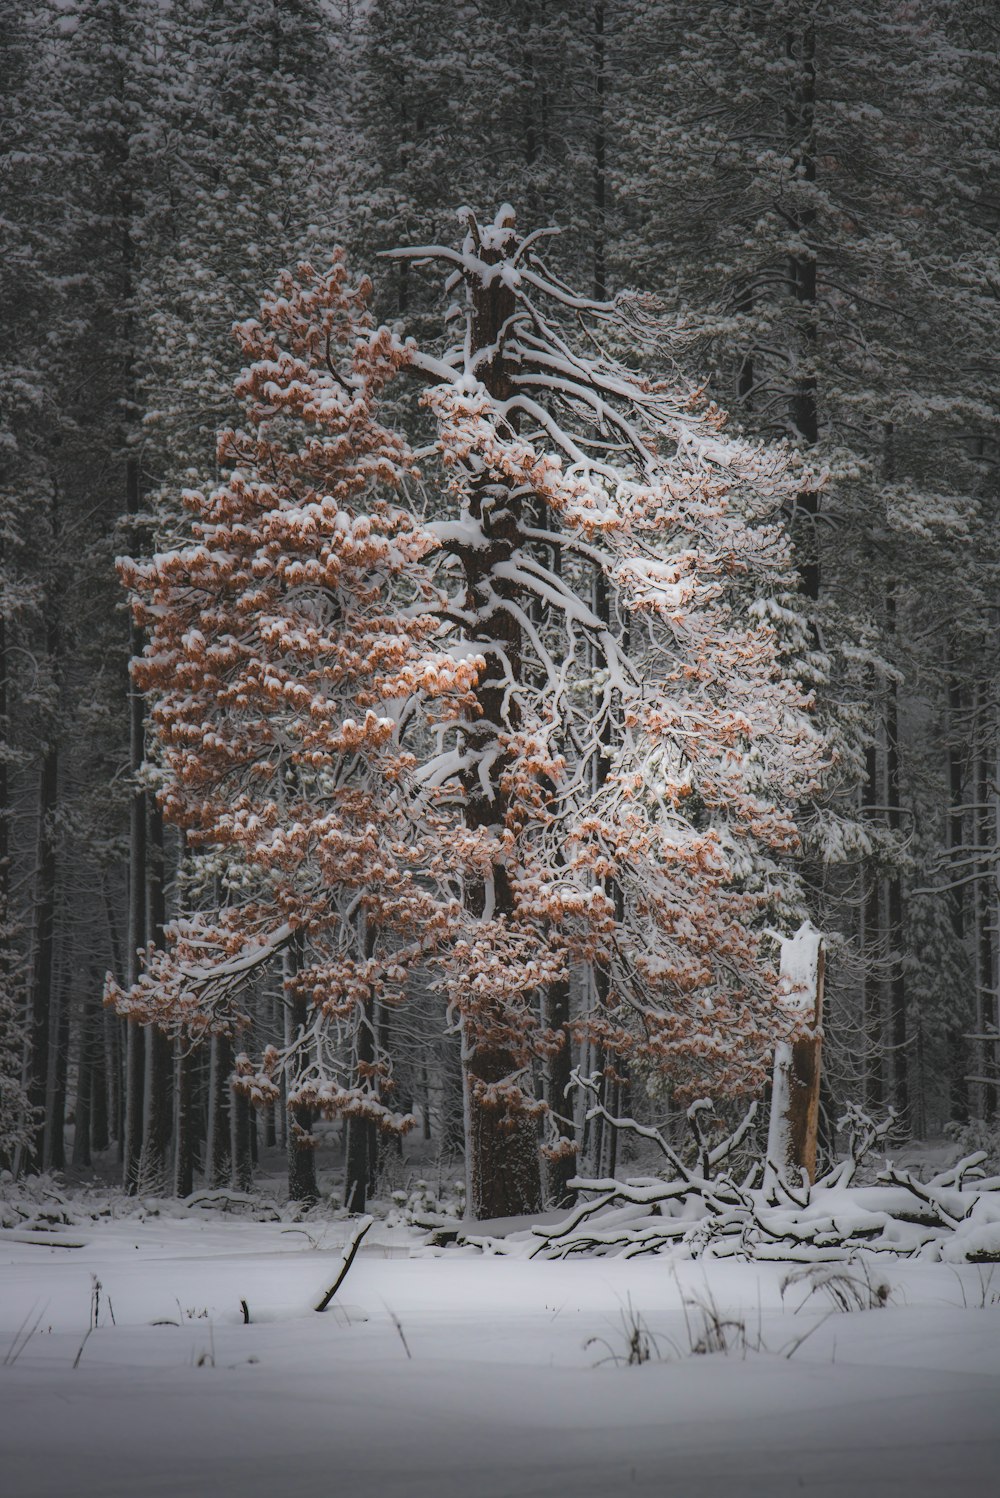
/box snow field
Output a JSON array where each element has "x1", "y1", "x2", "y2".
[{"x1": 1, "y1": 1211, "x2": 999, "y2": 1497}]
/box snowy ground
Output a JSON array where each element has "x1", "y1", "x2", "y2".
[{"x1": 1, "y1": 1199, "x2": 999, "y2": 1498}]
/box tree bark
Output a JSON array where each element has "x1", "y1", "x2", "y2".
[
  {"x1": 459, "y1": 217, "x2": 542, "y2": 1220},
  {"x1": 541, "y1": 978, "x2": 575, "y2": 1207},
  {"x1": 123, "y1": 457, "x2": 147, "y2": 1191},
  {"x1": 230, "y1": 1079, "x2": 253, "y2": 1192},
  {"x1": 206, "y1": 1031, "x2": 232, "y2": 1189},
  {"x1": 26, "y1": 721, "x2": 58, "y2": 1172},
  {"x1": 173, "y1": 1041, "x2": 195, "y2": 1197},
  {"x1": 765, "y1": 924, "x2": 825, "y2": 1186},
  {"x1": 139, "y1": 800, "x2": 171, "y2": 1190},
  {"x1": 885, "y1": 586, "x2": 908, "y2": 1126},
  {"x1": 283, "y1": 941, "x2": 317, "y2": 1204}
]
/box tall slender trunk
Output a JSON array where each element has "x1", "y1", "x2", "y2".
[
  {"x1": 206, "y1": 1031, "x2": 232, "y2": 1189},
  {"x1": 139, "y1": 800, "x2": 171, "y2": 1190},
  {"x1": 90, "y1": 1007, "x2": 110, "y2": 1155},
  {"x1": 45, "y1": 976, "x2": 69, "y2": 1170},
  {"x1": 785, "y1": 22, "x2": 820, "y2": 601},
  {"x1": 26, "y1": 673, "x2": 58, "y2": 1172},
  {"x1": 974, "y1": 687, "x2": 996, "y2": 1120},
  {"x1": 862, "y1": 741, "x2": 884, "y2": 1112},
  {"x1": 72, "y1": 980, "x2": 101, "y2": 1169},
  {"x1": 123, "y1": 457, "x2": 147, "y2": 1191},
  {"x1": 343, "y1": 1000, "x2": 375, "y2": 1213},
  {"x1": 230, "y1": 1081, "x2": 253, "y2": 1192},
  {"x1": 947, "y1": 666, "x2": 969, "y2": 1121},
  {"x1": 173, "y1": 1041, "x2": 195, "y2": 1196},
  {"x1": 283, "y1": 940, "x2": 317, "y2": 1203},
  {"x1": 592, "y1": 2, "x2": 607, "y2": 301},
  {"x1": 884, "y1": 585, "x2": 908, "y2": 1126},
  {"x1": 542, "y1": 978, "x2": 575, "y2": 1207}
]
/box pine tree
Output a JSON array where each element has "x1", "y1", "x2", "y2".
[{"x1": 110, "y1": 254, "x2": 480, "y2": 1207}]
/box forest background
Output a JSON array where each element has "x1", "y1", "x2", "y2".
[{"x1": 1, "y1": 0, "x2": 998, "y2": 1209}]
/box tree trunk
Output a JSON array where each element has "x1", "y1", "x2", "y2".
[
  {"x1": 139, "y1": 800, "x2": 171, "y2": 1190},
  {"x1": 344, "y1": 993, "x2": 375, "y2": 1213},
  {"x1": 541, "y1": 978, "x2": 575, "y2": 1207},
  {"x1": 45, "y1": 977, "x2": 69, "y2": 1171},
  {"x1": 283, "y1": 942, "x2": 317, "y2": 1204},
  {"x1": 123, "y1": 456, "x2": 147, "y2": 1191},
  {"x1": 26, "y1": 727, "x2": 58, "y2": 1172},
  {"x1": 230, "y1": 1080, "x2": 253, "y2": 1192},
  {"x1": 765, "y1": 923, "x2": 825, "y2": 1186},
  {"x1": 206, "y1": 1031, "x2": 232, "y2": 1189},
  {"x1": 884, "y1": 587, "x2": 908, "y2": 1127},
  {"x1": 947, "y1": 667, "x2": 969, "y2": 1121},
  {"x1": 862, "y1": 741, "x2": 884, "y2": 1112},
  {"x1": 459, "y1": 218, "x2": 542, "y2": 1220},
  {"x1": 90, "y1": 1008, "x2": 110, "y2": 1155},
  {"x1": 785, "y1": 22, "x2": 820, "y2": 601},
  {"x1": 71, "y1": 989, "x2": 97, "y2": 1170},
  {"x1": 173, "y1": 1041, "x2": 195, "y2": 1197}
]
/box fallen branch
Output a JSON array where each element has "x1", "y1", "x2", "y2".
[{"x1": 314, "y1": 1216, "x2": 373, "y2": 1312}]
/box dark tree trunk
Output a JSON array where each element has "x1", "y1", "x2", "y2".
[
  {"x1": 72, "y1": 989, "x2": 99, "y2": 1170},
  {"x1": 785, "y1": 23, "x2": 820, "y2": 601},
  {"x1": 139, "y1": 801, "x2": 171, "y2": 1190},
  {"x1": 542, "y1": 978, "x2": 575, "y2": 1207},
  {"x1": 173, "y1": 1042, "x2": 195, "y2": 1197},
  {"x1": 230, "y1": 1081, "x2": 253, "y2": 1192},
  {"x1": 862, "y1": 742, "x2": 884, "y2": 1111},
  {"x1": 45, "y1": 978, "x2": 70, "y2": 1171},
  {"x1": 90, "y1": 1009, "x2": 110, "y2": 1155},
  {"x1": 141, "y1": 1027, "x2": 173, "y2": 1192},
  {"x1": 123, "y1": 457, "x2": 147, "y2": 1192},
  {"x1": 207, "y1": 1031, "x2": 232, "y2": 1189},
  {"x1": 459, "y1": 217, "x2": 541, "y2": 1220},
  {"x1": 344, "y1": 995, "x2": 375, "y2": 1213},
  {"x1": 72, "y1": 1038, "x2": 93, "y2": 1169},
  {"x1": 592, "y1": 2, "x2": 607, "y2": 301},
  {"x1": 26, "y1": 726, "x2": 58, "y2": 1172},
  {"x1": 283, "y1": 943, "x2": 317, "y2": 1204},
  {"x1": 946, "y1": 668, "x2": 969, "y2": 1121},
  {"x1": 885, "y1": 587, "x2": 908, "y2": 1126}
]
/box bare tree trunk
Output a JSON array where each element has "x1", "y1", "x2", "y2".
[
  {"x1": 542, "y1": 978, "x2": 575, "y2": 1207},
  {"x1": 230, "y1": 1080, "x2": 253, "y2": 1192},
  {"x1": 123, "y1": 457, "x2": 147, "y2": 1192},
  {"x1": 947, "y1": 667, "x2": 970, "y2": 1120},
  {"x1": 72, "y1": 981, "x2": 101, "y2": 1169},
  {"x1": 139, "y1": 801, "x2": 171, "y2": 1191},
  {"x1": 26, "y1": 721, "x2": 58, "y2": 1172},
  {"x1": 344, "y1": 936, "x2": 376, "y2": 1212},
  {"x1": 283, "y1": 941, "x2": 317, "y2": 1204},
  {"x1": 44, "y1": 976, "x2": 69, "y2": 1171},
  {"x1": 785, "y1": 21, "x2": 820, "y2": 600},
  {"x1": 974, "y1": 685, "x2": 996, "y2": 1120},
  {"x1": 90, "y1": 1007, "x2": 110, "y2": 1155},
  {"x1": 862, "y1": 739, "x2": 885, "y2": 1112},
  {"x1": 206, "y1": 1031, "x2": 232, "y2": 1189},
  {"x1": 884, "y1": 584, "x2": 908, "y2": 1127},
  {"x1": 766, "y1": 924, "x2": 825, "y2": 1185},
  {"x1": 173, "y1": 1042, "x2": 195, "y2": 1197}
]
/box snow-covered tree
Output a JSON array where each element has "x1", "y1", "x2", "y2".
[
  {"x1": 117, "y1": 207, "x2": 833, "y2": 1219},
  {"x1": 386, "y1": 206, "x2": 831, "y2": 1215},
  {"x1": 110, "y1": 254, "x2": 480, "y2": 1207}
]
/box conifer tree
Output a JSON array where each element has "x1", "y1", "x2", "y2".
[{"x1": 117, "y1": 210, "x2": 832, "y2": 1218}]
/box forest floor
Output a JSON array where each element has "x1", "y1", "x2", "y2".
[{"x1": 1, "y1": 1178, "x2": 999, "y2": 1498}]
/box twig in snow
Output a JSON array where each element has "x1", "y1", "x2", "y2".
[
  {"x1": 383, "y1": 1303, "x2": 412, "y2": 1359},
  {"x1": 314, "y1": 1215, "x2": 373, "y2": 1312}
]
